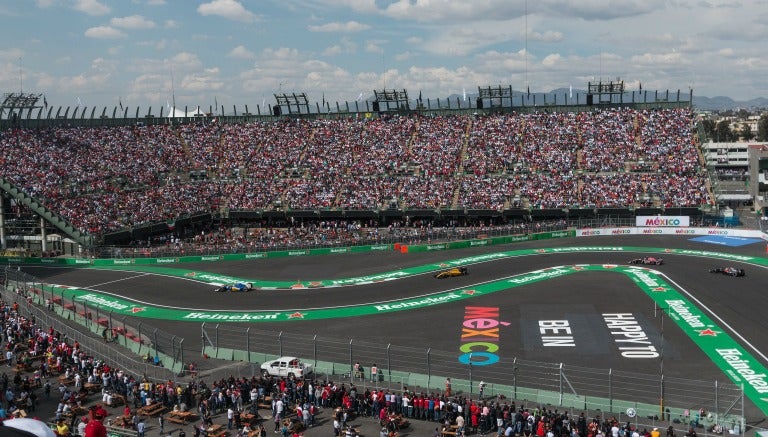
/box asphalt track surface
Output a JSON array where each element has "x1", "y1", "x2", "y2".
[{"x1": 19, "y1": 235, "x2": 768, "y2": 420}]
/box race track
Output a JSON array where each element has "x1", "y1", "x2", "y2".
[{"x1": 19, "y1": 234, "x2": 768, "y2": 422}]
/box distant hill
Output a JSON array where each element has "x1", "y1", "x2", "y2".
[
  {"x1": 443, "y1": 88, "x2": 768, "y2": 111},
  {"x1": 691, "y1": 95, "x2": 768, "y2": 111}
]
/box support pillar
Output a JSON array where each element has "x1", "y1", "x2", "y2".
[
  {"x1": 0, "y1": 195, "x2": 5, "y2": 250},
  {"x1": 40, "y1": 216, "x2": 47, "y2": 254}
]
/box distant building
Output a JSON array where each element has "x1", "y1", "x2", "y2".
[{"x1": 748, "y1": 144, "x2": 768, "y2": 216}]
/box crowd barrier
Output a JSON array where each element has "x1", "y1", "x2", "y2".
[{"x1": 0, "y1": 230, "x2": 574, "y2": 266}]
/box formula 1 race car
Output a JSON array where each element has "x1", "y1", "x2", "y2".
[
  {"x1": 709, "y1": 267, "x2": 745, "y2": 277},
  {"x1": 434, "y1": 266, "x2": 468, "y2": 278},
  {"x1": 215, "y1": 282, "x2": 254, "y2": 292},
  {"x1": 628, "y1": 257, "x2": 664, "y2": 265}
]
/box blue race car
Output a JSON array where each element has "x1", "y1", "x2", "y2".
[{"x1": 215, "y1": 282, "x2": 254, "y2": 292}]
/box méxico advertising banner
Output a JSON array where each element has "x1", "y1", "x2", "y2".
[{"x1": 636, "y1": 215, "x2": 690, "y2": 227}]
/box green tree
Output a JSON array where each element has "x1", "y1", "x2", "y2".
[
  {"x1": 758, "y1": 114, "x2": 768, "y2": 141},
  {"x1": 740, "y1": 123, "x2": 754, "y2": 141},
  {"x1": 700, "y1": 119, "x2": 716, "y2": 141},
  {"x1": 715, "y1": 120, "x2": 734, "y2": 142}
]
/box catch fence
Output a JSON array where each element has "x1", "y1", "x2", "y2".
[
  {"x1": 200, "y1": 323, "x2": 748, "y2": 433},
  {"x1": 2, "y1": 268, "x2": 182, "y2": 381}
]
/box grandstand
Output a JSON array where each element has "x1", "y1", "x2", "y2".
[{"x1": 0, "y1": 84, "x2": 715, "y2": 254}]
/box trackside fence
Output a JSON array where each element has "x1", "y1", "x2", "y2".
[
  {"x1": 200, "y1": 323, "x2": 747, "y2": 434},
  {"x1": 1, "y1": 268, "x2": 180, "y2": 381}
]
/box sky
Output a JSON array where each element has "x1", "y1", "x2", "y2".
[{"x1": 1, "y1": 0, "x2": 767, "y2": 112}]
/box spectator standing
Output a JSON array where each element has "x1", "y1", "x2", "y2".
[
  {"x1": 137, "y1": 420, "x2": 145, "y2": 437},
  {"x1": 85, "y1": 409, "x2": 107, "y2": 437}
]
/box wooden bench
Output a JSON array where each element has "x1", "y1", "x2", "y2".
[
  {"x1": 167, "y1": 411, "x2": 198, "y2": 425},
  {"x1": 206, "y1": 424, "x2": 226, "y2": 437},
  {"x1": 138, "y1": 403, "x2": 167, "y2": 417},
  {"x1": 109, "y1": 394, "x2": 126, "y2": 407}
]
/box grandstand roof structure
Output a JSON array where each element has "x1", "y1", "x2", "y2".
[
  {"x1": 0, "y1": 84, "x2": 693, "y2": 128},
  {"x1": 0, "y1": 92, "x2": 42, "y2": 118}
]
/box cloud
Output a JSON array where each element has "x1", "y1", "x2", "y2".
[
  {"x1": 540, "y1": 0, "x2": 664, "y2": 21},
  {"x1": 308, "y1": 21, "x2": 371, "y2": 32},
  {"x1": 322, "y1": 45, "x2": 343, "y2": 56},
  {"x1": 228, "y1": 45, "x2": 256, "y2": 60},
  {"x1": 197, "y1": 0, "x2": 258, "y2": 23},
  {"x1": 529, "y1": 30, "x2": 563, "y2": 43},
  {"x1": 322, "y1": 38, "x2": 357, "y2": 56},
  {"x1": 84, "y1": 26, "x2": 127, "y2": 39},
  {"x1": 111, "y1": 15, "x2": 156, "y2": 30},
  {"x1": 0, "y1": 48, "x2": 24, "y2": 61},
  {"x1": 164, "y1": 20, "x2": 179, "y2": 29},
  {"x1": 630, "y1": 51, "x2": 688, "y2": 67},
  {"x1": 181, "y1": 68, "x2": 224, "y2": 92},
  {"x1": 72, "y1": 0, "x2": 110, "y2": 16},
  {"x1": 394, "y1": 51, "x2": 416, "y2": 61},
  {"x1": 541, "y1": 53, "x2": 562, "y2": 67},
  {"x1": 365, "y1": 41, "x2": 385, "y2": 54}
]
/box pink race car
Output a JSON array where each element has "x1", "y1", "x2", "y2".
[{"x1": 628, "y1": 257, "x2": 664, "y2": 265}]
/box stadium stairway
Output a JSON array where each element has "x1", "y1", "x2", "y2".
[
  {"x1": 172, "y1": 126, "x2": 195, "y2": 168},
  {"x1": 0, "y1": 176, "x2": 93, "y2": 247}
]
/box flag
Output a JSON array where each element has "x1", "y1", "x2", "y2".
[
  {"x1": 215, "y1": 96, "x2": 218, "y2": 111},
  {"x1": 119, "y1": 98, "x2": 123, "y2": 111},
  {"x1": 418, "y1": 90, "x2": 422, "y2": 101},
  {"x1": 166, "y1": 219, "x2": 176, "y2": 231},
  {"x1": 43, "y1": 96, "x2": 48, "y2": 108},
  {"x1": 167, "y1": 100, "x2": 171, "y2": 110},
  {"x1": 569, "y1": 84, "x2": 573, "y2": 99},
  {"x1": 322, "y1": 92, "x2": 325, "y2": 107},
  {"x1": 639, "y1": 82, "x2": 642, "y2": 91},
  {"x1": 463, "y1": 88, "x2": 466, "y2": 102},
  {"x1": 76, "y1": 97, "x2": 82, "y2": 107},
  {"x1": 527, "y1": 86, "x2": 530, "y2": 97},
  {"x1": 357, "y1": 92, "x2": 363, "y2": 101}
]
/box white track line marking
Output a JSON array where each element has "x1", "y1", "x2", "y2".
[
  {"x1": 659, "y1": 270, "x2": 768, "y2": 364},
  {"x1": 86, "y1": 273, "x2": 151, "y2": 288}
]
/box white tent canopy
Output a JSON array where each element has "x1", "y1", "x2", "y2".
[{"x1": 166, "y1": 106, "x2": 207, "y2": 118}]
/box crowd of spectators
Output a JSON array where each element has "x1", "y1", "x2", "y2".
[{"x1": 0, "y1": 107, "x2": 710, "y2": 236}]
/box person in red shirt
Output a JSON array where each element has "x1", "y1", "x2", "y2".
[
  {"x1": 85, "y1": 409, "x2": 107, "y2": 437},
  {"x1": 94, "y1": 405, "x2": 109, "y2": 419}
]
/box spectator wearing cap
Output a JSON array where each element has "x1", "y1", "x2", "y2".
[{"x1": 86, "y1": 407, "x2": 108, "y2": 437}]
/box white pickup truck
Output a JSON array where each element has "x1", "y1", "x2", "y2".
[{"x1": 260, "y1": 356, "x2": 313, "y2": 378}]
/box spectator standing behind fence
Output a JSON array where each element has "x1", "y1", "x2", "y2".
[
  {"x1": 445, "y1": 378, "x2": 451, "y2": 397},
  {"x1": 370, "y1": 364, "x2": 378, "y2": 382}
]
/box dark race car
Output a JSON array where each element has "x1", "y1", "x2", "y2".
[
  {"x1": 709, "y1": 267, "x2": 745, "y2": 277},
  {"x1": 215, "y1": 282, "x2": 254, "y2": 292},
  {"x1": 434, "y1": 266, "x2": 468, "y2": 279},
  {"x1": 628, "y1": 256, "x2": 664, "y2": 265}
]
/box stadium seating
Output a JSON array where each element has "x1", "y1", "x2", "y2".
[{"x1": 0, "y1": 107, "x2": 709, "y2": 236}]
